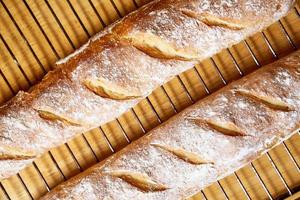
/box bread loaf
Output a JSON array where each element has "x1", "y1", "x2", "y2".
[
  {"x1": 0, "y1": 0, "x2": 295, "y2": 179},
  {"x1": 41, "y1": 50, "x2": 300, "y2": 200}
]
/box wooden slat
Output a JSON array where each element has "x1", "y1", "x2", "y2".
[
  {"x1": 83, "y1": 128, "x2": 114, "y2": 161},
  {"x1": 0, "y1": 1, "x2": 299, "y2": 199},
  {"x1": 67, "y1": 135, "x2": 98, "y2": 170},
  {"x1": 285, "y1": 191, "x2": 300, "y2": 200},
  {"x1": 268, "y1": 143, "x2": 300, "y2": 192}
]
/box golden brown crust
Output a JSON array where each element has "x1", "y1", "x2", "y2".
[{"x1": 42, "y1": 50, "x2": 300, "y2": 200}]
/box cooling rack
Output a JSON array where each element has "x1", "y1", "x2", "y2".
[{"x1": 0, "y1": 0, "x2": 299, "y2": 199}]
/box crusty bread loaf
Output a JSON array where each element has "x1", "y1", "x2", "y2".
[
  {"x1": 0, "y1": 0, "x2": 295, "y2": 179},
  {"x1": 41, "y1": 50, "x2": 300, "y2": 200}
]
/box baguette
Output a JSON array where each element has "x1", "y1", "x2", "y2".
[
  {"x1": 42, "y1": 50, "x2": 300, "y2": 200},
  {"x1": 0, "y1": 0, "x2": 295, "y2": 179}
]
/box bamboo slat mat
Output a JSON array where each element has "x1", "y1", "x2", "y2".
[{"x1": 0, "y1": 0, "x2": 299, "y2": 199}]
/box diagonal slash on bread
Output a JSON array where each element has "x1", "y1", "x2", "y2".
[
  {"x1": 84, "y1": 78, "x2": 142, "y2": 100},
  {"x1": 181, "y1": 9, "x2": 250, "y2": 30},
  {"x1": 235, "y1": 89, "x2": 294, "y2": 111},
  {"x1": 190, "y1": 118, "x2": 247, "y2": 136},
  {"x1": 151, "y1": 143, "x2": 213, "y2": 165},
  {"x1": 120, "y1": 32, "x2": 200, "y2": 60},
  {"x1": 0, "y1": 145, "x2": 36, "y2": 160},
  {"x1": 37, "y1": 109, "x2": 81, "y2": 126},
  {"x1": 106, "y1": 170, "x2": 168, "y2": 192}
]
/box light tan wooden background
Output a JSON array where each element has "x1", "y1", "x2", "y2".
[{"x1": 0, "y1": 0, "x2": 299, "y2": 199}]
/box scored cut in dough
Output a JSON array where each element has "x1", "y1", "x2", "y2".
[
  {"x1": 0, "y1": 145, "x2": 36, "y2": 160},
  {"x1": 84, "y1": 78, "x2": 142, "y2": 100},
  {"x1": 151, "y1": 143, "x2": 213, "y2": 165},
  {"x1": 106, "y1": 170, "x2": 169, "y2": 191},
  {"x1": 37, "y1": 109, "x2": 81, "y2": 126},
  {"x1": 236, "y1": 89, "x2": 294, "y2": 111},
  {"x1": 190, "y1": 118, "x2": 247, "y2": 136},
  {"x1": 121, "y1": 32, "x2": 200, "y2": 60},
  {"x1": 181, "y1": 9, "x2": 249, "y2": 30}
]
